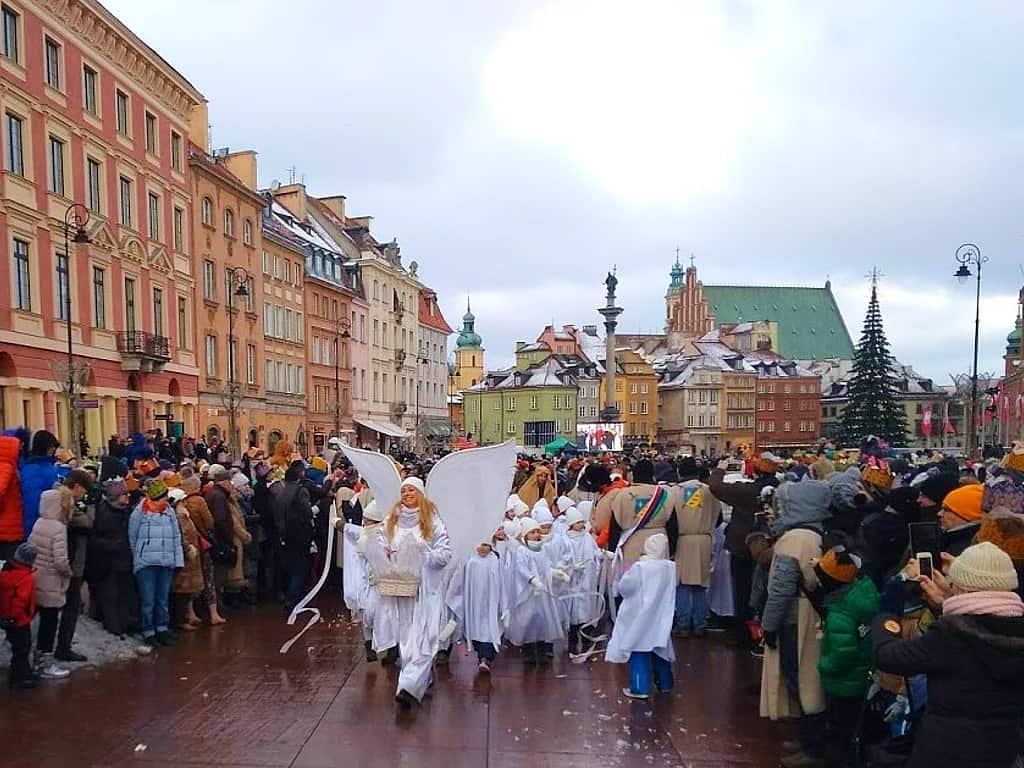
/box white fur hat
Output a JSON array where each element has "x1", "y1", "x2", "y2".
[
  {"x1": 533, "y1": 506, "x2": 554, "y2": 525},
  {"x1": 532, "y1": 498, "x2": 550, "y2": 514},
  {"x1": 556, "y1": 495, "x2": 575, "y2": 514},
  {"x1": 518, "y1": 518, "x2": 540, "y2": 539},
  {"x1": 506, "y1": 493, "x2": 529, "y2": 517},
  {"x1": 563, "y1": 508, "x2": 585, "y2": 527},
  {"x1": 400, "y1": 476, "x2": 425, "y2": 495},
  {"x1": 502, "y1": 519, "x2": 521, "y2": 539}
]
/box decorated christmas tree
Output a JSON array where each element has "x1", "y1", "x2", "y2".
[{"x1": 838, "y1": 275, "x2": 908, "y2": 446}]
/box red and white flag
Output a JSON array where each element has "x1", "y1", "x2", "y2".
[
  {"x1": 921, "y1": 404, "x2": 933, "y2": 439},
  {"x1": 943, "y1": 401, "x2": 955, "y2": 435}
]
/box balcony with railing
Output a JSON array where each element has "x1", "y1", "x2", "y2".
[
  {"x1": 394, "y1": 349, "x2": 407, "y2": 369},
  {"x1": 116, "y1": 331, "x2": 171, "y2": 372},
  {"x1": 391, "y1": 400, "x2": 408, "y2": 416}
]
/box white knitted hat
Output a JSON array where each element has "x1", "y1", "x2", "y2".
[{"x1": 949, "y1": 542, "x2": 1020, "y2": 593}]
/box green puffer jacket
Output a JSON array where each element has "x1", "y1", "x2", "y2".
[{"x1": 817, "y1": 576, "x2": 881, "y2": 698}]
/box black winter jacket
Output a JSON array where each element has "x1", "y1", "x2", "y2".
[
  {"x1": 873, "y1": 611, "x2": 1024, "y2": 768},
  {"x1": 272, "y1": 481, "x2": 313, "y2": 552}
]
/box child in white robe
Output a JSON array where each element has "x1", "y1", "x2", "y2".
[
  {"x1": 563, "y1": 508, "x2": 602, "y2": 652},
  {"x1": 553, "y1": 495, "x2": 575, "y2": 535},
  {"x1": 352, "y1": 501, "x2": 384, "y2": 661},
  {"x1": 506, "y1": 518, "x2": 568, "y2": 666},
  {"x1": 445, "y1": 540, "x2": 505, "y2": 673},
  {"x1": 606, "y1": 533, "x2": 676, "y2": 700}
]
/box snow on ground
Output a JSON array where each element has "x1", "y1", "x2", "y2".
[{"x1": 0, "y1": 615, "x2": 150, "y2": 670}]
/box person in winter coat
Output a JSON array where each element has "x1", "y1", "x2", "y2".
[
  {"x1": 759, "y1": 478, "x2": 832, "y2": 768},
  {"x1": 86, "y1": 479, "x2": 138, "y2": 636},
  {"x1": 273, "y1": 461, "x2": 314, "y2": 611},
  {"x1": 20, "y1": 430, "x2": 60, "y2": 538},
  {"x1": 874, "y1": 542, "x2": 1024, "y2": 768},
  {"x1": 54, "y1": 469, "x2": 94, "y2": 662},
  {"x1": 810, "y1": 546, "x2": 880, "y2": 765},
  {"x1": 673, "y1": 476, "x2": 721, "y2": 638},
  {"x1": 129, "y1": 479, "x2": 184, "y2": 646},
  {"x1": 225, "y1": 473, "x2": 254, "y2": 602},
  {"x1": 180, "y1": 472, "x2": 226, "y2": 625},
  {"x1": 169, "y1": 488, "x2": 203, "y2": 629},
  {"x1": 0, "y1": 433, "x2": 26, "y2": 560},
  {"x1": 939, "y1": 483, "x2": 984, "y2": 557},
  {"x1": 0, "y1": 542, "x2": 39, "y2": 688},
  {"x1": 609, "y1": 460, "x2": 677, "y2": 567},
  {"x1": 204, "y1": 465, "x2": 240, "y2": 606},
  {"x1": 27, "y1": 488, "x2": 73, "y2": 679},
  {"x1": 709, "y1": 453, "x2": 781, "y2": 649}
]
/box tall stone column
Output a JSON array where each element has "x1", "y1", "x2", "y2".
[{"x1": 598, "y1": 270, "x2": 623, "y2": 423}]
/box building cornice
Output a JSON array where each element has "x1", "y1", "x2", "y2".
[{"x1": 40, "y1": 0, "x2": 205, "y2": 120}]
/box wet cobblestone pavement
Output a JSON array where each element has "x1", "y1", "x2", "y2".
[{"x1": 0, "y1": 599, "x2": 785, "y2": 767}]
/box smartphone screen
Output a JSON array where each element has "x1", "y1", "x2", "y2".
[
  {"x1": 917, "y1": 553, "x2": 933, "y2": 580},
  {"x1": 909, "y1": 522, "x2": 941, "y2": 564}
]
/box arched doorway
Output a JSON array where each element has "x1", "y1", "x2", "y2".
[
  {"x1": 207, "y1": 424, "x2": 220, "y2": 442},
  {"x1": 126, "y1": 373, "x2": 142, "y2": 435},
  {"x1": 248, "y1": 428, "x2": 259, "y2": 449}
]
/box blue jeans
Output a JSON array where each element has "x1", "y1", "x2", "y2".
[
  {"x1": 675, "y1": 584, "x2": 708, "y2": 632},
  {"x1": 628, "y1": 651, "x2": 674, "y2": 696},
  {"x1": 136, "y1": 566, "x2": 173, "y2": 639}
]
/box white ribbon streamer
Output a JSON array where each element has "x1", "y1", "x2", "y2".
[{"x1": 279, "y1": 504, "x2": 338, "y2": 654}]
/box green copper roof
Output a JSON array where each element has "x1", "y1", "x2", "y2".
[
  {"x1": 703, "y1": 283, "x2": 855, "y2": 360},
  {"x1": 456, "y1": 298, "x2": 483, "y2": 349},
  {"x1": 666, "y1": 256, "x2": 685, "y2": 298},
  {"x1": 1007, "y1": 318, "x2": 1021, "y2": 355}
]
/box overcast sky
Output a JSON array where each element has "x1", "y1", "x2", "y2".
[{"x1": 106, "y1": 0, "x2": 1024, "y2": 382}]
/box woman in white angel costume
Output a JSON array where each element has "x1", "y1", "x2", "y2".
[{"x1": 306, "y1": 441, "x2": 517, "y2": 708}]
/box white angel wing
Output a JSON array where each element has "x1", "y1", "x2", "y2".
[
  {"x1": 339, "y1": 444, "x2": 402, "y2": 515},
  {"x1": 426, "y1": 440, "x2": 517, "y2": 565}
]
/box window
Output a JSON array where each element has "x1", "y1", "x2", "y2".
[
  {"x1": 262, "y1": 250, "x2": 270, "y2": 274},
  {"x1": 243, "y1": 218, "x2": 253, "y2": 246},
  {"x1": 757, "y1": 421, "x2": 764, "y2": 433},
  {"x1": 173, "y1": 206, "x2": 184, "y2": 251},
  {"x1": 553, "y1": 395, "x2": 561, "y2": 410},
  {"x1": 223, "y1": 208, "x2": 234, "y2": 236},
  {"x1": 262, "y1": 303, "x2": 272, "y2": 336},
  {"x1": 579, "y1": 405, "x2": 586, "y2": 418},
  {"x1": 152, "y1": 287, "x2": 163, "y2": 337},
  {"x1": 115, "y1": 90, "x2": 129, "y2": 136},
  {"x1": 205, "y1": 335, "x2": 217, "y2": 377},
  {"x1": 170, "y1": 131, "x2": 182, "y2": 171},
  {"x1": 92, "y1": 267, "x2": 105, "y2": 328},
  {"x1": 529, "y1": 395, "x2": 538, "y2": 410},
  {"x1": 246, "y1": 344, "x2": 256, "y2": 385},
  {"x1": 783, "y1": 399, "x2": 791, "y2": 411},
  {"x1": 507, "y1": 422, "x2": 516, "y2": 435},
  {"x1": 82, "y1": 65, "x2": 98, "y2": 114},
  {"x1": 147, "y1": 191, "x2": 160, "y2": 240},
  {"x1": 629, "y1": 402, "x2": 638, "y2": 415},
  {"x1": 641, "y1": 402, "x2": 649, "y2": 415},
  {"x1": 2, "y1": 5, "x2": 19, "y2": 61},
  {"x1": 86, "y1": 158, "x2": 101, "y2": 213},
  {"x1": 631, "y1": 383, "x2": 638, "y2": 394},
  {"x1": 245, "y1": 277, "x2": 254, "y2": 312},
  {"x1": 5, "y1": 111, "x2": 23, "y2": 175},
  {"x1": 55, "y1": 252, "x2": 69, "y2": 321},
  {"x1": 144, "y1": 111, "x2": 156, "y2": 154},
  {"x1": 201, "y1": 197, "x2": 213, "y2": 226},
  {"x1": 177, "y1": 297, "x2": 187, "y2": 347},
  {"x1": 118, "y1": 175, "x2": 133, "y2": 226},
  {"x1": 507, "y1": 397, "x2": 517, "y2": 411},
  {"x1": 124, "y1": 277, "x2": 136, "y2": 334},
  {"x1": 493, "y1": 398, "x2": 500, "y2": 411},
  {"x1": 202, "y1": 260, "x2": 215, "y2": 300},
  {"x1": 784, "y1": 421, "x2": 791, "y2": 433},
  {"x1": 44, "y1": 37, "x2": 60, "y2": 89},
  {"x1": 48, "y1": 136, "x2": 64, "y2": 195},
  {"x1": 768, "y1": 400, "x2": 775, "y2": 411}
]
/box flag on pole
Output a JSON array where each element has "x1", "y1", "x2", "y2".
[
  {"x1": 943, "y1": 401, "x2": 955, "y2": 435},
  {"x1": 921, "y1": 404, "x2": 933, "y2": 439}
]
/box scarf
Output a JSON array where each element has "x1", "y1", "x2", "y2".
[
  {"x1": 142, "y1": 498, "x2": 169, "y2": 515},
  {"x1": 943, "y1": 590, "x2": 1024, "y2": 618},
  {"x1": 616, "y1": 485, "x2": 670, "y2": 556}
]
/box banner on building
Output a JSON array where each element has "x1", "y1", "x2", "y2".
[{"x1": 943, "y1": 401, "x2": 955, "y2": 435}]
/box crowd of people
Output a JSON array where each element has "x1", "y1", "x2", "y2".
[{"x1": 3, "y1": 427, "x2": 1024, "y2": 767}]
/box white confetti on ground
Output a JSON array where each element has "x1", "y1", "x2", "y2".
[{"x1": 0, "y1": 615, "x2": 149, "y2": 671}]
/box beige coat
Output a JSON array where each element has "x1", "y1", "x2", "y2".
[
  {"x1": 226, "y1": 494, "x2": 252, "y2": 589},
  {"x1": 611, "y1": 483, "x2": 677, "y2": 567},
  {"x1": 674, "y1": 481, "x2": 721, "y2": 587},
  {"x1": 759, "y1": 527, "x2": 826, "y2": 720},
  {"x1": 173, "y1": 506, "x2": 204, "y2": 595},
  {"x1": 28, "y1": 489, "x2": 73, "y2": 608},
  {"x1": 517, "y1": 473, "x2": 557, "y2": 510},
  {"x1": 590, "y1": 487, "x2": 622, "y2": 537}
]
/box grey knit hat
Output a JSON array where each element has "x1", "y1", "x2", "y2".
[{"x1": 13, "y1": 542, "x2": 37, "y2": 565}]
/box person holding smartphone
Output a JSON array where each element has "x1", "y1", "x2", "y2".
[{"x1": 875, "y1": 543, "x2": 1024, "y2": 768}]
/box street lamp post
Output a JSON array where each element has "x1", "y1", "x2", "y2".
[
  {"x1": 414, "y1": 342, "x2": 429, "y2": 453},
  {"x1": 447, "y1": 357, "x2": 458, "y2": 448},
  {"x1": 63, "y1": 204, "x2": 91, "y2": 452},
  {"x1": 333, "y1": 313, "x2": 351, "y2": 440},
  {"x1": 225, "y1": 266, "x2": 249, "y2": 459},
  {"x1": 954, "y1": 243, "x2": 987, "y2": 458}
]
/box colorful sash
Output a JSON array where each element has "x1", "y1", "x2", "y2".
[{"x1": 615, "y1": 485, "x2": 670, "y2": 557}]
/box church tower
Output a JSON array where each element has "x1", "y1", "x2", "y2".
[
  {"x1": 665, "y1": 252, "x2": 714, "y2": 349},
  {"x1": 454, "y1": 298, "x2": 484, "y2": 391}
]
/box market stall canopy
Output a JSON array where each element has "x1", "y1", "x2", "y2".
[
  {"x1": 544, "y1": 436, "x2": 575, "y2": 455},
  {"x1": 354, "y1": 418, "x2": 408, "y2": 439}
]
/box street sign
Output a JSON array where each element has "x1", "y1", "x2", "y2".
[
  {"x1": 74, "y1": 399, "x2": 100, "y2": 409},
  {"x1": 153, "y1": 414, "x2": 173, "y2": 421}
]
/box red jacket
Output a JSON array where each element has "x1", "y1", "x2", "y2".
[
  {"x1": 0, "y1": 561, "x2": 36, "y2": 628},
  {"x1": 0, "y1": 436, "x2": 24, "y2": 542}
]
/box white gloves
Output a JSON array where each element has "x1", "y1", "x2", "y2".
[
  {"x1": 500, "y1": 610, "x2": 510, "y2": 626},
  {"x1": 438, "y1": 619, "x2": 458, "y2": 644},
  {"x1": 574, "y1": 561, "x2": 587, "y2": 572},
  {"x1": 530, "y1": 576, "x2": 545, "y2": 595},
  {"x1": 552, "y1": 569, "x2": 570, "y2": 584}
]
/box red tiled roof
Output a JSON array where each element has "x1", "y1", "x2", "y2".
[{"x1": 419, "y1": 289, "x2": 453, "y2": 334}]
